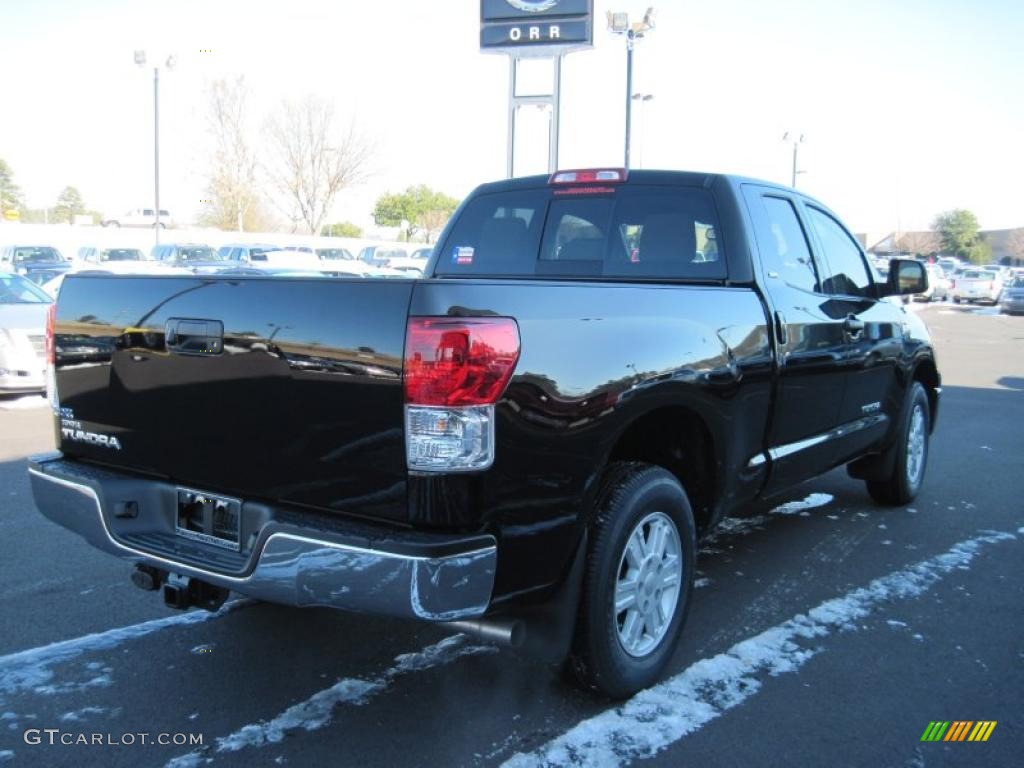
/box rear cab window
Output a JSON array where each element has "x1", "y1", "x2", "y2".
[{"x1": 435, "y1": 184, "x2": 726, "y2": 280}]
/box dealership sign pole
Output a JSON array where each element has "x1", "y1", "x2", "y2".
[{"x1": 480, "y1": 0, "x2": 593, "y2": 178}]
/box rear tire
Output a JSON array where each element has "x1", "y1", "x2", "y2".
[
  {"x1": 567, "y1": 462, "x2": 696, "y2": 698},
  {"x1": 866, "y1": 382, "x2": 930, "y2": 505}
]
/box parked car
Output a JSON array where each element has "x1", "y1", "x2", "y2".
[
  {"x1": 30, "y1": 168, "x2": 938, "y2": 698},
  {"x1": 78, "y1": 247, "x2": 146, "y2": 264},
  {"x1": 387, "y1": 248, "x2": 433, "y2": 276},
  {"x1": 0, "y1": 271, "x2": 51, "y2": 393},
  {"x1": 259, "y1": 249, "x2": 393, "y2": 278},
  {"x1": 999, "y1": 275, "x2": 1024, "y2": 314},
  {"x1": 359, "y1": 245, "x2": 408, "y2": 267},
  {"x1": 217, "y1": 244, "x2": 279, "y2": 264},
  {"x1": 315, "y1": 247, "x2": 356, "y2": 261},
  {"x1": 101, "y1": 208, "x2": 174, "y2": 228},
  {"x1": 0, "y1": 245, "x2": 73, "y2": 285},
  {"x1": 151, "y1": 243, "x2": 231, "y2": 273},
  {"x1": 950, "y1": 268, "x2": 1002, "y2": 304},
  {"x1": 913, "y1": 264, "x2": 949, "y2": 302}
]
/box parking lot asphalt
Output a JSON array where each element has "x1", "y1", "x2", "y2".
[{"x1": 0, "y1": 302, "x2": 1021, "y2": 768}]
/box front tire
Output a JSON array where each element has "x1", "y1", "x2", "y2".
[
  {"x1": 867, "y1": 382, "x2": 930, "y2": 505},
  {"x1": 567, "y1": 463, "x2": 696, "y2": 698}
]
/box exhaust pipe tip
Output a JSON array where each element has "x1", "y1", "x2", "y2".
[{"x1": 446, "y1": 618, "x2": 526, "y2": 648}]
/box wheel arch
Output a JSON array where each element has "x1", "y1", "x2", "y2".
[
  {"x1": 603, "y1": 404, "x2": 721, "y2": 534},
  {"x1": 911, "y1": 356, "x2": 940, "y2": 431}
]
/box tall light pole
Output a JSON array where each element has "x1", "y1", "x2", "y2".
[
  {"x1": 782, "y1": 132, "x2": 805, "y2": 188},
  {"x1": 608, "y1": 8, "x2": 656, "y2": 170},
  {"x1": 631, "y1": 93, "x2": 654, "y2": 168},
  {"x1": 135, "y1": 50, "x2": 175, "y2": 245}
]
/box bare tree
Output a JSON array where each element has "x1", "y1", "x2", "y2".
[
  {"x1": 1007, "y1": 228, "x2": 1024, "y2": 264},
  {"x1": 201, "y1": 77, "x2": 266, "y2": 232},
  {"x1": 263, "y1": 96, "x2": 372, "y2": 234},
  {"x1": 896, "y1": 231, "x2": 941, "y2": 257}
]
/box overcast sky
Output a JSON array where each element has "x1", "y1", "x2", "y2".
[{"x1": 1, "y1": 0, "x2": 1021, "y2": 236}]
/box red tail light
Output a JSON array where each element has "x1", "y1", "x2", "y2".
[
  {"x1": 404, "y1": 318, "x2": 520, "y2": 406},
  {"x1": 45, "y1": 303, "x2": 56, "y2": 364}
]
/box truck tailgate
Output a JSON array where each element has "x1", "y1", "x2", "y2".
[{"x1": 53, "y1": 275, "x2": 413, "y2": 522}]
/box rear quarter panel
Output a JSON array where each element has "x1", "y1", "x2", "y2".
[{"x1": 409, "y1": 279, "x2": 774, "y2": 600}]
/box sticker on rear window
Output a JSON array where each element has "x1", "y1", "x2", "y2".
[{"x1": 452, "y1": 246, "x2": 474, "y2": 265}]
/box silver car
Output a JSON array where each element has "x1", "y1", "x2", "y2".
[
  {"x1": 1000, "y1": 276, "x2": 1024, "y2": 315},
  {"x1": 0, "y1": 272, "x2": 52, "y2": 393}
]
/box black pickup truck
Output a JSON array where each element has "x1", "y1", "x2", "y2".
[{"x1": 30, "y1": 169, "x2": 938, "y2": 697}]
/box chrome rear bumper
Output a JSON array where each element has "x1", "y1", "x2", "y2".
[{"x1": 28, "y1": 455, "x2": 496, "y2": 621}]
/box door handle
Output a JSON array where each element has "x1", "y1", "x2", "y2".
[
  {"x1": 165, "y1": 318, "x2": 223, "y2": 355},
  {"x1": 843, "y1": 315, "x2": 865, "y2": 338}
]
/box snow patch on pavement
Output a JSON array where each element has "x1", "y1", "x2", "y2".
[
  {"x1": 501, "y1": 529, "x2": 1017, "y2": 768},
  {"x1": 771, "y1": 493, "x2": 833, "y2": 516},
  {"x1": 166, "y1": 634, "x2": 497, "y2": 767},
  {"x1": 0, "y1": 600, "x2": 250, "y2": 698},
  {"x1": 59, "y1": 706, "x2": 108, "y2": 722}
]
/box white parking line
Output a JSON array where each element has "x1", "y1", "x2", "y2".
[
  {"x1": 165, "y1": 634, "x2": 497, "y2": 768},
  {"x1": 0, "y1": 600, "x2": 251, "y2": 697},
  {"x1": 501, "y1": 529, "x2": 1018, "y2": 768}
]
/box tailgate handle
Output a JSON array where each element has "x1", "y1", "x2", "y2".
[{"x1": 165, "y1": 318, "x2": 223, "y2": 355}]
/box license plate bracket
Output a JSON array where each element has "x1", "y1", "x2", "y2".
[{"x1": 175, "y1": 488, "x2": 241, "y2": 551}]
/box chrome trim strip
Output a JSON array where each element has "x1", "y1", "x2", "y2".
[
  {"x1": 747, "y1": 413, "x2": 889, "y2": 469},
  {"x1": 28, "y1": 467, "x2": 496, "y2": 621}
]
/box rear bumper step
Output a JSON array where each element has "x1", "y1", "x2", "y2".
[{"x1": 28, "y1": 455, "x2": 496, "y2": 621}]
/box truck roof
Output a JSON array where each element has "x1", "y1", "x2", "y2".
[{"x1": 474, "y1": 169, "x2": 789, "y2": 193}]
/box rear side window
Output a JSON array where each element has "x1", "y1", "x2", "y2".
[
  {"x1": 758, "y1": 196, "x2": 820, "y2": 293},
  {"x1": 436, "y1": 185, "x2": 725, "y2": 280},
  {"x1": 805, "y1": 206, "x2": 872, "y2": 297}
]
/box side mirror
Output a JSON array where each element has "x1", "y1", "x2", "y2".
[{"x1": 881, "y1": 259, "x2": 927, "y2": 296}]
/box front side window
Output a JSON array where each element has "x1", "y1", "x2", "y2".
[
  {"x1": 806, "y1": 206, "x2": 872, "y2": 297},
  {"x1": 758, "y1": 196, "x2": 820, "y2": 293}
]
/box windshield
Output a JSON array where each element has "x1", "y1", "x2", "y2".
[
  {"x1": 0, "y1": 273, "x2": 53, "y2": 304},
  {"x1": 179, "y1": 247, "x2": 221, "y2": 261},
  {"x1": 316, "y1": 248, "x2": 354, "y2": 260},
  {"x1": 101, "y1": 248, "x2": 143, "y2": 262},
  {"x1": 249, "y1": 247, "x2": 275, "y2": 261},
  {"x1": 12, "y1": 246, "x2": 64, "y2": 264},
  {"x1": 1011, "y1": 277, "x2": 1024, "y2": 288}
]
